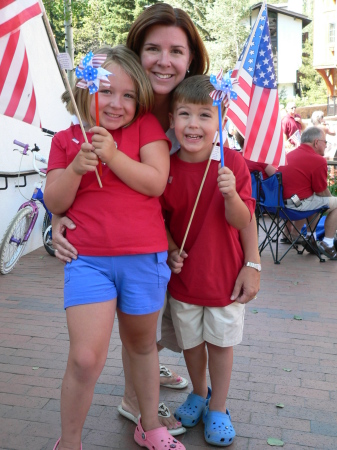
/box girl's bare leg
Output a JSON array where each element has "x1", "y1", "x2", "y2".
[
  {"x1": 58, "y1": 300, "x2": 116, "y2": 450},
  {"x1": 121, "y1": 345, "x2": 182, "y2": 430},
  {"x1": 118, "y1": 310, "x2": 161, "y2": 431}
]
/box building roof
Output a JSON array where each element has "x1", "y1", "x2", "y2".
[{"x1": 251, "y1": 2, "x2": 312, "y2": 28}]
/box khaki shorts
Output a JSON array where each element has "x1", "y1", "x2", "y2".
[
  {"x1": 168, "y1": 292, "x2": 245, "y2": 350},
  {"x1": 285, "y1": 194, "x2": 337, "y2": 212},
  {"x1": 156, "y1": 293, "x2": 182, "y2": 353}
]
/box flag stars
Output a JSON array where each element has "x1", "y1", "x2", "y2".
[
  {"x1": 248, "y1": 67, "x2": 254, "y2": 72},
  {"x1": 250, "y1": 50, "x2": 255, "y2": 55},
  {"x1": 249, "y1": 59, "x2": 253, "y2": 64},
  {"x1": 263, "y1": 57, "x2": 269, "y2": 65},
  {"x1": 263, "y1": 79, "x2": 269, "y2": 86},
  {"x1": 256, "y1": 63, "x2": 261, "y2": 70},
  {"x1": 259, "y1": 71, "x2": 265, "y2": 78},
  {"x1": 270, "y1": 73, "x2": 275, "y2": 80},
  {"x1": 267, "y1": 66, "x2": 273, "y2": 73},
  {"x1": 259, "y1": 49, "x2": 265, "y2": 56},
  {"x1": 263, "y1": 35, "x2": 269, "y2": 42},
  {"x1": 259, "y1": 25, "x2": 264, "y2": 30}
]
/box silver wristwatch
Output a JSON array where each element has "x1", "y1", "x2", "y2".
[{"x1": 245, "y1": 262, "x2": 261, "y2": 272}]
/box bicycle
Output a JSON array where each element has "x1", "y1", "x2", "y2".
[{"x1": 0, "y1": 139, "x2": 55, "y2": 275}]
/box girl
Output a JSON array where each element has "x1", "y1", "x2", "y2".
[{"x1": 45, "y1": 45, "x2": 185, "y2": 450}]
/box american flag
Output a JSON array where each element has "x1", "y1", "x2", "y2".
[
  {"x1": 0, "y1": 0, "x2": 42, "y2": 127},
  {"x1": 227, "y1": 2, "x2": 285, "y2": 166}
]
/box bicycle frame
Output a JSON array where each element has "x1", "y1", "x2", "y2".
[{"x1": 10, "y1": 141, "x2": 51, "y2": 246}]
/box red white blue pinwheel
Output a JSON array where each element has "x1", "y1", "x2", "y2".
[
  {"x1": 75, "y1": 52, "x2": 113, "y2": 175},
  {"x1": 210, "y1": 69, "x2": 238, "y2": 166},
  {"x1": 75, "y1": 52, "x2": 112, "y2": 94}
]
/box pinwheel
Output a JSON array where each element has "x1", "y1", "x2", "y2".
[
  {"x1": 210, "y1": 69, "x2": 238, "y2": 167},
  {"x1": 76, "y1": 52, "x2": 113, "y2": 176}
]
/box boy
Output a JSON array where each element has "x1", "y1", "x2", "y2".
[{"x1": 160, "y1": 75, "x2": 256, "y2": 446}]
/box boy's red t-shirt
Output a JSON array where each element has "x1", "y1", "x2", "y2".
[
  {"x1": 48, "y1": 113, "x2": 171, "y2": 256},
  {"x1": 160, "y1": 149, "x2": 255, "y2": 307}
]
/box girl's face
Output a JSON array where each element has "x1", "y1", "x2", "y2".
[
  {"x1": 90, "y1": 62, "x2": 137, "y2": 130},
  {"x1": 140, "y1": 25, "x2": 192, "y2": 97}
]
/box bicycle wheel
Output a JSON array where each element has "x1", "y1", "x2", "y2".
[
  {"x1": 0, "y1": 207, "x2": 33, "y2": 274},
  {"x1": 42, "y1": 211, "x2": 55, "y2": 257}
]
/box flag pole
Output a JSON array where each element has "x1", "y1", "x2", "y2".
[
  {"x1": 235, "y1": 0, "x2": 267, "y2": 82},
  {"x1": 38, "y1": 0, "x2": 103, "y2": 188},
  {"x1": 179, "y1": 109, "x2": 227, "y2": 256}
]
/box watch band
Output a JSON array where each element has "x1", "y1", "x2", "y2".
[{"x1": 245, "y1": 262, "x2": 261, "y2": 272}]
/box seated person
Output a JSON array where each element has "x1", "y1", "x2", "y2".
[
  {"x1": 235, "y1": 130, "x2": 277, "y2": 179},
  {"x1": 311, "y1": 110, "x2": 336, "y2": 137},
  {"x1": 278, "y1": 127, "x2": 337, "y2": 260}
]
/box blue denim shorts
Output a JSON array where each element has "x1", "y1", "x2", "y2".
[{"x1": 64, "y1": 252, "x2": 170, "y2": 315}]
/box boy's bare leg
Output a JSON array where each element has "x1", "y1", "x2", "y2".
[
  {"x1": 207, "y1": 343, "x2": 233, "y2": 412},
  {"x1": 121, "y1": 345, "x2": 183, "y2": 430},
  {"x1": 183, "y1": 343, "x2": 208, "y2": 398}
]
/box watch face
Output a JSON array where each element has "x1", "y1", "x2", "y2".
[{"x1": 247, "y1": 262, "x2": 261, "y2": 271}]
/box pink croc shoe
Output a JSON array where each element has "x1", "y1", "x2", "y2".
[
  {"x1": 134, "y1": 418, "x2": 186, "y2": 449},
  {"x1": 53, "y1": 438, "x2": 82, "y2": 450}
]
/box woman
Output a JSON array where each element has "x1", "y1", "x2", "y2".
[{"x1": 52, "y1": 2, "x2": 260, "y2": 437}]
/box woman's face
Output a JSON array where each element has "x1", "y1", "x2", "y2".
[{"x1": 140, "y1": 25, "x2": 192, "y2": 97}]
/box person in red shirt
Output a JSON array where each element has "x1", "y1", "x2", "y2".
[
  {"x1": 281, "y1": 101, "x2": 303, "y2": 150},
  {"x1": 278, "y1": 127, "x2": 337, "y2": 260},
  {"x1": 161, "y1": 75, "x2": 256, "y2": 446},
  {"x1": 45, "y1": 46, "x2": 186, "y2": 450}
]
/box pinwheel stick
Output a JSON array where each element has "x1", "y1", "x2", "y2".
[
  {"x1": 179, "y1": 110, "x2": 227, "y2": 256},
  {"x1": 218, "y1": 105, "x2": 225, "y2": 167},
  {"x1": 95, "y1": 92, "x2": 103, "y2": 176},
  {"x1": 39, "y1": 0, "x2": 103, "y2": 188}
]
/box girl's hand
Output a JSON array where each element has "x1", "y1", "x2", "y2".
[
  {"x1": 167, "y1": 249, "x2": 188, "y2": 274},
  {"x1": 71, "y1": 143, "x2": 99, "y2": 175},
  {"x1": 217, "y1": 165, "x2": 236, "y2": 198},
  {"x1": 90, "y1": 126, "x2": 118, "y2": 165}
]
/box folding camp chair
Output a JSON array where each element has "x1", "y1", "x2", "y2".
[
  {"x1": 257, "y1": 172, "x2": 327, "y2": 264},
  {"x1": 251, "y1": 171, "x2": 263, "y2": 231}
]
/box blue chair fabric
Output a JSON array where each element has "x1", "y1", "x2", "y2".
[{"x1": 257, "y1": 172, "x2": 327, "y2": 264}]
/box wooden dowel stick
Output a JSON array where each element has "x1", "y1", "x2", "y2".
[
  {"x1": 179, "y1": 110, "x2": 228, "y2": 255},
  {"x1": 39, "y1": 0, "x2": 102, "y2": 188}
]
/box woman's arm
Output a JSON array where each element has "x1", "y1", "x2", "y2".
[
  {"x1": 51, "y1": 215, "x2": 78, "y2": 264},
  {"x1": 231, "y1": 218, "x2": 261, "y2": 304},
  {"x1": 91, "y1": 126, "x2": 170, "y2": 197}
]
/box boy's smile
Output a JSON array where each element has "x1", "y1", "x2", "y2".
[{"x1": 170, "y1": 102, "x2": 219, "y2": 162}]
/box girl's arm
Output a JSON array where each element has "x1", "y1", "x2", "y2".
[
  {"x1": 44, "y1": 145, "x2": 98, "y2": 214},
  {"x1": 217, "y1": 165, "x2": 251, "y2": 229},
  {"x1": 91, "y1": 126, "x2": 170, "y2": 197}
]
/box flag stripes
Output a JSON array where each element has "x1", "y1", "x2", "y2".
[
  {"x1": 0, "y1": 0, "x2": 41, "y2": 38},
  {"x1": 0, "y1": 0, "x2": 41, "y2": 127}
]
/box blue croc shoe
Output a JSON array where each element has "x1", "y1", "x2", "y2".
[
  {"x1": 174, "y1": 386, "x2": 211, "y2": 427},
  {"x1": 203, "y1": 406, "x2": 236, "y2": 446}
]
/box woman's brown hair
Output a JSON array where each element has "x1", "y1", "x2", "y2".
[{"x1": 127, "y1": 3, "x2": 209, "y2": 77}]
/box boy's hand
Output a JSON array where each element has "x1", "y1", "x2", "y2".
[
  {"x1": 167, "y1": 249, "x2": 188, "y2": 274},
  {"x1": 217, "y1": 165, "x2": 236, "y2": 198},
  {"x1": 90, "y1": 126, "x2": 118, "y2": 165},
  {"x1": 71, "y1": 143, "x2": 99, "y2": 175}
]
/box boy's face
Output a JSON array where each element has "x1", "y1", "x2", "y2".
[{"x1": 170, "y1": 101, "x2": 219, "y2": 162}]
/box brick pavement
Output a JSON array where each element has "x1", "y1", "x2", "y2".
[{"x1": 0, "y1": 238, "x2": 336, "y2": 449}]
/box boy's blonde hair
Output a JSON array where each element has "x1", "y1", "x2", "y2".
[
  {"x1": 171, "y1": 75, "x2": 226, "y2": 115},
  {"x1": 62, "y1": 45, "x2": 154, "y2": 127}
]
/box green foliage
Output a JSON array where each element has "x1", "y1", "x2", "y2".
[{"x1": 328, "y1": 170, "x2": 337, "y2": 196}]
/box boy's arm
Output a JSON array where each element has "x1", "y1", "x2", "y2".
[
  {"x1": 217, "y1": 165, "x2": 251, "y2": 229},
  {"x1": 165, "y1": 226, "x2": 188, "y2": 275},
  {"x1": 231, "y1": 219, "x2": 261, "y2": 304}
]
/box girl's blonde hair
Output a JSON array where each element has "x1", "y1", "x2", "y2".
[{"x1": 62, "y1": 45, "x2": 154, "y2": 127}]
